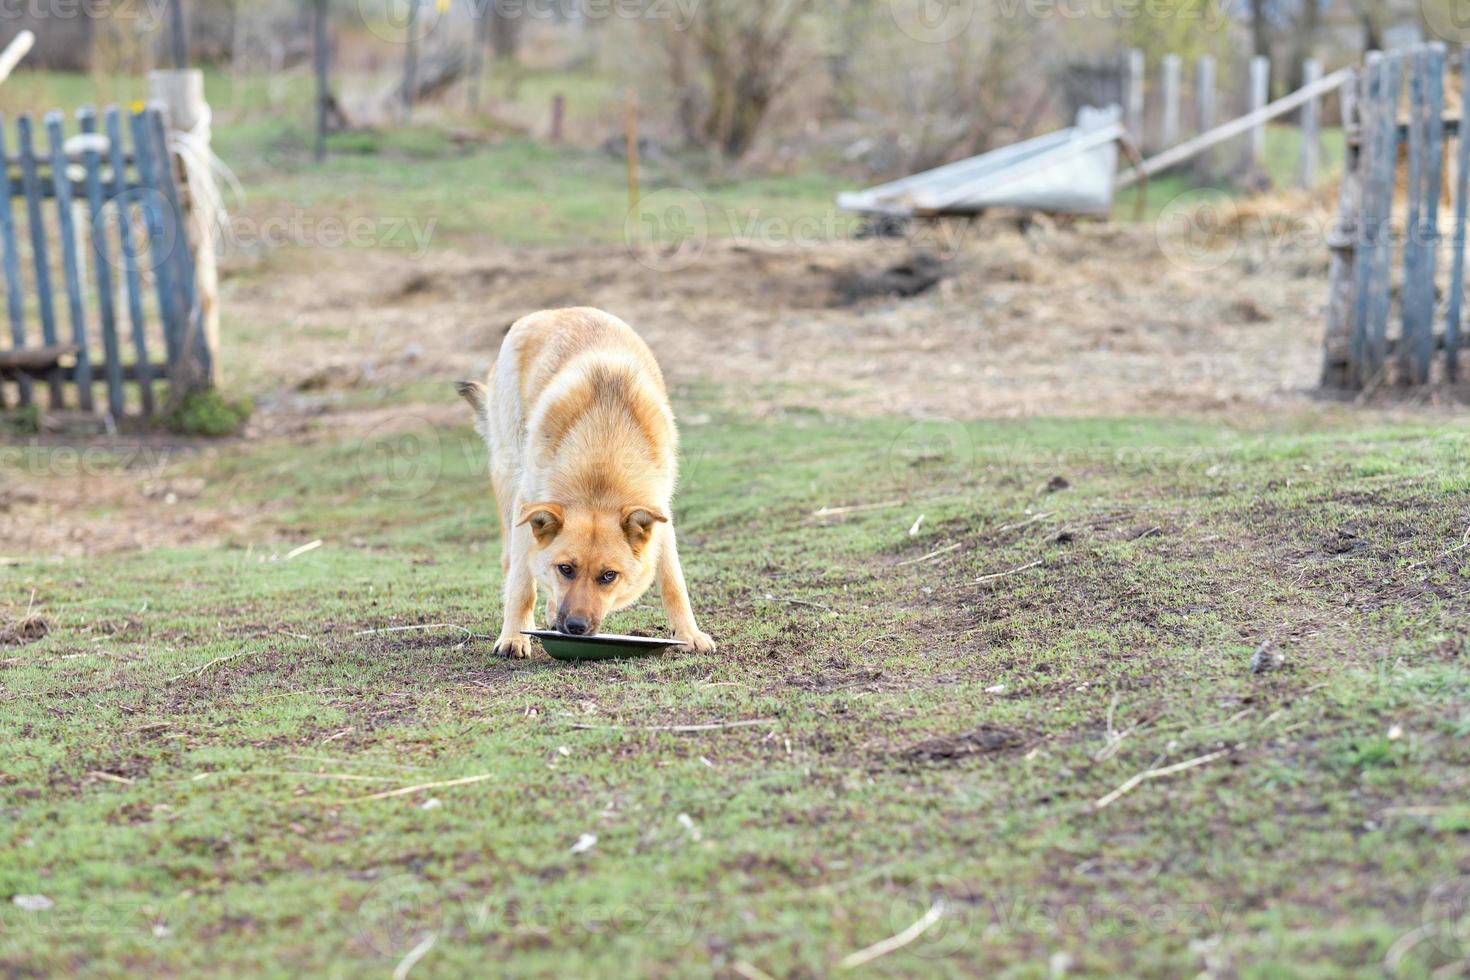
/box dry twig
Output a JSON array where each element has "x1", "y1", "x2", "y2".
[
  {"x1": 971, "y1": 557, "x2": 1045, "y2": 584},
  {"x1": 1093, "y1": 748, "x2": 1231, "y2": 810},
  {"x1": 838, "y1": 901, "x2": 946, "y2": 970}
]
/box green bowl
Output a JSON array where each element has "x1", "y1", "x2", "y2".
[{"x1": 523, "y1": 630, "x2": 687, "y2": 662}]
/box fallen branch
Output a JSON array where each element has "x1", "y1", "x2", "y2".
[
  {"x1": 570, "y1": 718, "x2": 775, "y2": 733},
  {"x1": 995, "y1": 511, "x2": 1055, "y2": 534},
  {"x1": 812, "y1": 500, "x2": 905, "y2": 518},
  {"x1": 896, "y1": 541, "x2": 962, "y2": 567},
  {"x1": 349, "y1": 772, "x2": 497, "y2": 803},
  {"x1": 1093, "y1": 748, "x2": 1231, "y2": 810},
  {"x1": 166, "y1": 650, "x2": 257, "y2": 684},
  {"x1": 970, "y1": 557, "x2": 1045, "y2": 584},
  {"x1": 838, "y1": 900, "x2": 945, "y2": 970},
  {"x1": 392, "y1": 932, "x2": 437, "y2": 980},
  {"x1": 354, "y1": 623, "x2": 491, "y2": 638},
  {"x1": 755, "y1": 594, "x2": 839, "y2": 616}
]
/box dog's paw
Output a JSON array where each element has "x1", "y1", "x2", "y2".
[
  {"x1": 493, "y1": 633, "x2": 532, "y2": 660},
  {"x1": 677, "y1": 628, "x2": 717, "y2": 654}
]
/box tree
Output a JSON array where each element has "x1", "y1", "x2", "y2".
[{"x1": 664, "y1": 0, "x2": 815, "y2": 158}]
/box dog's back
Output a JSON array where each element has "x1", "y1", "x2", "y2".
[{"x1": 491, "y1": 308, "x2": 676, "y2": 501}]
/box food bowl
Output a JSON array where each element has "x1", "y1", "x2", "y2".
[{"x1": 522, "y1": 630, "x2": 687, "y2": 661}]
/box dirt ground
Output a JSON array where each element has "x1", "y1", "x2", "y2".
[{"x1": 226, "y1": 210, "x2": 1338, "y2": 421}]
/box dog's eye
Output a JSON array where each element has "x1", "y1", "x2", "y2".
[
  {"x1": 598, "y1": 570, "x2": 619, "y2": 585},
  {"x1": 557, "y1": 564, "x2": 576, "y2": 579}
]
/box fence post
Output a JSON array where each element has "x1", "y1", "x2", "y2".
[
  {"x1": 1247, "y1": 55, "x2": 1270, "y2": 175},
  {"x1": 1299, "y1": 58, "x2": 1322, "y2": 188},
  {"x1": 147, "y1": 69, "x2": 220, "y2": 393},
  {"x1": 1195, "y1": 55, "x2": 1216, "y2": 175},
  {"x1": 1322, "y1": 67, "x2": 1361, "y2": 388},
  {"x1": 1161, "y1": 53, "x2": 1181, "y2": 148},
  {"x1": 1446, "y1": 46, "x2": 1470, "y2": 383},
  {"x1": 1126, "y1": 48, "x2": 1145, "y2": 140}
]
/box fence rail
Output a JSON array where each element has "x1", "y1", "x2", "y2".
[{"x1": 0, "y1": 104, "x2": 205, "y2": 419}]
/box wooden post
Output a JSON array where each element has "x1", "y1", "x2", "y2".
[
  {"x1": 148, "y1": 69, "x2": 220, "y2": 391},
  {"x1": 313, "y1": 0, "x2": 329, "y2": 163},
  {"x1": 1321, "y1": 66, "x2": 1361, "y2": 389},
  {"x1": 1247, "y1": 55, "x2": 1270, "y2": 174},
  {"x1": 402, "y1": 0, "x2": 420, "y2": 121},
  {"x1": 1161, "y1": 53, "x2": 1181, "y2": 148},
  {"x1": 1445, "y1": 45, "x2": 1470, "y2": 384},
  {"x1": 1365, "y1": 55, "x2": 1405, "y2": 386},
  {"x1": 1125, "y1": 48, "x2": 1145, "y2": 139},
  {"x1": 1299, "y1": 58, "x2": 1322, "y2": 188},
  {"x1": 1196, "y1": 55, "x2": 1216, "y2": 175},
  {"x1": 169, "y1": 0, "x2": 188, "y2": 69},
  {"x1": 468, "y1": 3, "x2": 489, "y2": 112},
  {"x1": 624, "y1": 87, "x2": 640, "y2": 210},
  {"x1": 1401, "y1": 44, "x2": 1445, "y2": 386},
  {"x1": 550, "y1": 93, "x2": 566, "y2": 143}
]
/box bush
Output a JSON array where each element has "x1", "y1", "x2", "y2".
[
  {"x1": 166, "y1": 390, "x2": 254, "y2": 438},
  {"x1": 1, "y1": 405, "x2": 41, "y2": 436}
]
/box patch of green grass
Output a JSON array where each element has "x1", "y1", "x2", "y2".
[{"x1": 3, "y1": 411, "x2": 1469, "y2": 975}]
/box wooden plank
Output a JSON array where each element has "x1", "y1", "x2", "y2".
[
  {"x1": 78, "y1": 106, "x2": 125, "y2": 419},
  {"x1": 16, "y1": 114, "x2": 63, "y2": 408},
  {"x1": 1414, "y1": 44, "x2": 1447, "y2": 385},
  {"x1": 1125, "y1": 48, "x2": 1145, "y2": 139},
  {"x1": 128, "y1": 106, "x2": 184, "y2": 378},
  {"x1": 1119, "y1": 67, "x2": 1355, "y2": 186},
  {"x1": 146, "y1": 106, "x2": 209, "y2": 387},
  {"x1": 1195, "y1": 55, "x2": 1215, "y2": 175},
  {"x1": 1350, "y1": 54, "x2": 1384, "y2": 386},
  {"x1": 1401, "y1": 47, "x2": 1427, "y2": 384},
  {"x1": 105, "y1": 107, "x2": 153, "y2": 415},
  {"x1": 0, "y1": 344, "x2": 77, "y2": 371},
  {"x1": 45, "y1": 112, "x2": 94, "y2": 412},
  {"x1": 1161, "y1": 54, "x2": 1181, "y2": 148},
  {"x1": 1, "y1": 358, "x2": 165, "y2": 384},
  {"x1": 1248, "y1": 55, "x2": 1270, "y2": 172},
  {"x1": 0, "y1": 115, "x2": 32, "y2": 407},
  {"x1": 1448, "y1": 47, "x2": 1470, "y2": 384},
  {"x1": 1299, "y1": 58, "x2": 1322, "y2": 188},
  {"x1": 1321, "y1": 65, "x2": 1362, "y2": 389},
  {"x1": 1366, "y1": 54, "x2": 1405, "y2": 385}
]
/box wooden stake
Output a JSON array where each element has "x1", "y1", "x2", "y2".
[
  {"x1": 550, "y1": 92, "x2": 566, "y2": 142},
  {"x1": 1299, "y1": 58, "x2": 1322, "y2": 187},
  {"x1": 624, "y1": 86, "x2": 640, "y2": 210},
  {"x1": 313, "y1": 0, "x2": 329, "y2": 163}
]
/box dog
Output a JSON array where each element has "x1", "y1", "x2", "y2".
[{"x1": 456, "y1": 307, "x2": 715, "y2": 659}]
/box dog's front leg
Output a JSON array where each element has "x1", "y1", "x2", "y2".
[
  {"x1": 658, "y1": 526, "x2": 716, "y2": 654},
  {"x1": 494, "y1": 531, "x2": 537, "y2": 659}
]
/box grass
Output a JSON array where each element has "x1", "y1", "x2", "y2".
[{"x1": 3, "y1": 411, "x2": 1469, "y2": 976}]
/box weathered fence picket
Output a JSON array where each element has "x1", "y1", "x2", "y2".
[
  {"x1": 0, "y1": 104, "x2": 205, "y2": 419},
  {"x1": 1324, "y1": 43, "x2": 1469, "y2": 389}
]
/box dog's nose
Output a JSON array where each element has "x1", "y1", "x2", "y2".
[{"x1": 562, "y1": 617, "x2": 591, "y2": 636}]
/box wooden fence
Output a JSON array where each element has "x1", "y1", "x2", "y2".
[
  {"x1": 0, "y1": 104, "x2": 208, "y2": 419},
  {"x1": 1322, "y1": 44, "x2": 1465, "y2": 389}
]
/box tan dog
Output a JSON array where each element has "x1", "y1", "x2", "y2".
[{"x1": 456, "y1": 308, "x2": 715, "y2": 659}]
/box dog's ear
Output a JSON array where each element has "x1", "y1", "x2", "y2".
[
  {"x1": 620, "y1": 505, "x2": 668, "y2": 553},
  {"x1": 516, "y1": 503, "x2": 565, "y2": 546},
  {"x1": 455, "y1": 381, "x2": 490, "y2": 440}
]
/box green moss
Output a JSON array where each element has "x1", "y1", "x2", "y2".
[{"x1": 165, "y1": 389, "x2": 254, "y2": 437}]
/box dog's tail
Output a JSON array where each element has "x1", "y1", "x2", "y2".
[{"x1": 454, "y1": 381, "x2": 491, "y2": 442}]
